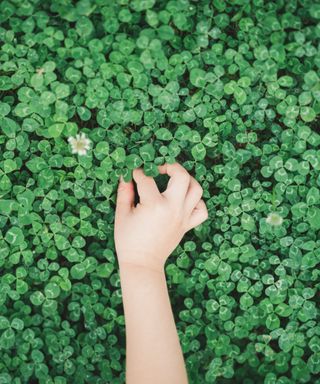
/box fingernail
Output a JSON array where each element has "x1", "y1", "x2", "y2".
[{"x1": 119, "y1": 175, "x2": 124, "y2": 183}]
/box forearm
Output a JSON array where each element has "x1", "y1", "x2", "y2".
[{"x1": 118, "y1": 260, "x2": 189, "y2": 384}]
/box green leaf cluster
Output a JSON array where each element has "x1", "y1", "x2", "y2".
[{"x1": 0, "y1": 0, "x2": 319, "y2": 383}]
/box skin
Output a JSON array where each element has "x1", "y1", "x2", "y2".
[{"x1": 114, "y1": 162, "x2": 208, "y2": 384}]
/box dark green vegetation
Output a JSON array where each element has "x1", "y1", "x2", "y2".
[{"x1": 0, "y1": 0, "x2": 320, "y2": 383}]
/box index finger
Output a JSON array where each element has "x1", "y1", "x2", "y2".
[
  {"x1": 133, "y1": 168, "x2": 162, "y2": 206},
  {"x1": 158, "y1": 162, "x2": 191, "y2": 203}
]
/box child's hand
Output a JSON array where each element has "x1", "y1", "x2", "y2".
[{"x1": 114, "y1": 162, "x2": 208, "y2": 272}]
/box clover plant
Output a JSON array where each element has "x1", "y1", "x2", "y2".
[{"x1": 0, "y1": 0, "x2": 320, "y2": 383}]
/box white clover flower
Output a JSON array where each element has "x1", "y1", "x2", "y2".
[
  {"x1": 36, "y1": 68, "x2": 45, "y2": 75},
  {"x1": 68, "y1": 133, "x2": 91, "y2": 156},
  {"x1": 266, "y1": 212, "x2": 283, "y2": 226}
]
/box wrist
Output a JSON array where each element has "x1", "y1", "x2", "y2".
[{"x1": 118, "y1": 259, "x2": 165, "y2": 275}]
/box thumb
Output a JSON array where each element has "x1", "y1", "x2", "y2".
[{"x1": 115, "y1": 175, "x2": 135, "y2": 219}]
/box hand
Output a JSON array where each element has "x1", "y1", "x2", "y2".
[{"x1": 114, "y1": 162, "x2": 208, "y2": 272}]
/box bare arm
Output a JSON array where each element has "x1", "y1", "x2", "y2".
[
  {"x1": 114, "y1": 162, "x2": 208, "y2": 384},
  {"x1": 119, "y1": 262, "x2": 188, "y2": 384}
]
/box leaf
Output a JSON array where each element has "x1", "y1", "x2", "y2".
[
  {"x1": 55, "y1": 83, "x2": 70, "y2": 99},
  {"x1": 3, "y1": 159, "x2": 17, "y2": 173},
  {"x1": 131, "y1": 0, "x2": 156, "y2": 11},
  {"x1": 0, "y1": 328, "x2": 15, "y2": 349},
  {"x1": 275, "y1": 303, "x2": 293, "y2": 317},
  {"x1": 1, "y1": 117, "x2": 19, "y2": 138},
  {"x1": 241, "y1": 213, "x2": 256, "y2": 231},
  {"x1": 274, "y1": 167, "x2": 288, "y2": 182},
  {"x1": 31, "y1": 349, "x2": 45, "y2": 363},
  {"x1": 26, "y1": 157, "x2": 48, "y2": 173},
  {"x1": 54, "y1": 234, "x2": 71, "y2": 251},
  {"x1": 44, "y1": 282, "x2": 61, "y2": 299},
  {"x1": 48, "y1": 123, "x2": 65, "y2": 138},
  {"x1": 190, "y1": 68, "x2": 207, "y2": 88},
  {"x1": 0, "y1": 316, "x2": 10, "y2": 330},
  {"x1": 110, "y1": 147, "x2": 126, "y2": 163},
  {"x1": 65, "y1": 67, "x2": 82, "y2": 84},
  {"x1": 254, "y1": 45, "x2": 269, "y2": 60},
  {"x1": 125, "y1": 154, "x2": 143, "y2": 169},
  {"x1": 204, "y1": 255, "x2": 220, "y2": 274},
  {"x1": 139, "y1": 143, "x2": 155, "y2": 161},
  {"x1": 155, "y1": 128, "x2": 173, "y2": 141},
  {"x1": 300, "y1": 106, "x2": 316, "y2": 122},
  {"x1": 224, "y1": 80, "x2": 236, "y2": 94},
  {"x1": 234, "y1": 86, "x2": 247, "y2": 105},
  {"x1": 191, "y1": 143, "x2": 206, "y2": 161},
  {"x1": 202, "y1": 133, "x2": 218, "y2": 147},
  {"x1": 307, "y1": 207, "x2": 320, "y2": 230},
  {"x1": 279, "y1": 332, "x2": 295, "y2": 352},
  {"x1": 298, "y1": 91, "x2": 312, "y2": 106},
  {"x1": 0, "y1": 76, "x2": 12, "y2": 91},
  {"x1": 30, "y1": 291, "x2": 45, "y2": 306},
  {"x1": 16, "y1": 279, "x2": 28, "y2": 294},
  {"x1": 72, "y1": 236, "x2": 86, "y2": 248},
  {"x1": 30, "y1": 73, "x2": 44, "y2": 88},
  {"x1": 5, "y1": 226, "x2": 25, "y2": 246},
  {"x1": 310, "y1": 4, "x2": 320, "y2": 19},
  {"x1": 14, "y1": 103, "x2": 32, "y2": 117},
  {"x1": 301, "y1": 251, "x2": 318, "y2": 270},
  {"x1": 40, "y1": 91, "x2": 56, "y2": 105},
  {"x1": 70, "y1": 263, "x2": 87, "y2": 280},
  {"x1": 291, "y1": 202, "x2": 308, "y2": 218},
  {"x1": 308, "y1": 353, "x2": 320, "y2": 375},
  {"x1": 0, "y1": 102, "x2": 10, "y2": 117},
  {"x1": 266, "y1": 313, "x2": 280, "y2": 330},
  {"x1": 143, "y1": 162, "x2": 159, "y2": 177},
  {"x1": 306, "y1": 187, "x2": 320, "y2": 206},
  {"x1": 157, "y1": 25, "x2": 174, "y2": 40},
  {"x1": 11, "y1": 318, "x2": 24, "y2": 331},
  {"x1": 278, "y1": 75, "x2": 294, "y2": 87},
  {"x1": 65, "y1": 248, "x2": 82, "y2": 263},
  {"x1": 237, "y1": 76, "x2": 251, "y2": 88},
  {"x1": 76, "y1": 16, "x2": 94, "y2": 36},
  {"x1": 116, "y1": 72, "x2": 132, "y2": 88},
  {"x1": 80, "y1": 206, "x2": 92, "y2": 220},
  {"x1": 96, "y1": 263, "x2": 114, "y2": 278}
]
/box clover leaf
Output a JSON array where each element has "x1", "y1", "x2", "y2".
[{"x1": 5, "y1": 226, "x2": 25, "y2": 246}]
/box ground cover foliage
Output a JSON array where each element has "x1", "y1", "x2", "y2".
[{"x1": 0, "y1": 0, "x2": 320, "y2": 383}]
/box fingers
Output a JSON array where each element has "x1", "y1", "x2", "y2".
[
  {"x1": 185, "y1": 199, "x2": 208, "y2": 232},
  {"x1": 158, "y1": 162, "x2": 191, "y2": 204},
  {"x1": 115, "y1": 176, "x2": 135, "y2": 219},
  {"x1": 132, "y1": 168, "x2": 161, "y2": 205},
  {"x1": 184, "y1": 176, "x2": 204, "y2": 215}
]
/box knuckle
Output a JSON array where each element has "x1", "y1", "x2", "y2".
[
  {"x1": 140, "y1": 174, "x2": 148, "y2": 183},
  {"x1": 202, "y1": 206, "x2": 209, "y2": 220},
  {"x1": 133, "y1": 168, "x2": 143, "y2": 177},
  {"x1": 171, "y1": 162, "x2": 189, "y2": 176},
  {"x1": 154, "y1": 195, "x2": 164, "y2": 206},
  {"x1": 153, "y1": 196, "x2": 166, "y2": 212},
  {"x1": 117, "y1": 184, "x2": 127, "y2": 192},
  {"x1": 195, "y1": 184, "x2": 203, "y2": 196},
  {"x1": 170, "y1": 206, "x2": 184, "y2": 224},
  {"x1": 180, "y1": 170, "x2": 191, "y2": 183},
  {"x1": 173, "y1": 214, "x2": 184, "y2": 226}
]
